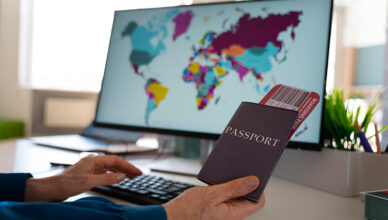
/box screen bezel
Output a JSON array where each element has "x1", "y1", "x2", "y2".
[{"x1": 93, "y1": 0, "x2": 334, "y2": 150}]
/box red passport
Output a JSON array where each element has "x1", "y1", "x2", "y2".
[{"x1": 197, "y1": 102, "x2": 298, "y2": 202}]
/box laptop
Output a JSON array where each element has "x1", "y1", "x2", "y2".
[{"x1": 31, "y1": 122, "x2": 158, "y2": 154}]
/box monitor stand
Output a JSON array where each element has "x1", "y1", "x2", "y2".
[
  {"x1": 148, "y1": 139, "x2": 214, "y2": 177},
  {"x1": 82, "y1": 122, "x2": 142, "y2": 142},
  {"x1": 31, "y1": 122, "x2": 146, "y2": 153}
]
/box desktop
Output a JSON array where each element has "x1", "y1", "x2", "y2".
[
  {"x1": 91, "y1": 0, "x2": 333, "y2": 204},
  {"x1": 95, "y1": 0, "x2": 332, "y2": 151}
]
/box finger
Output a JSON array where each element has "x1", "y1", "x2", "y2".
[
  {"x1": 230, "y1": 193, "x2": 265, "y2": 216},
  {"x1": 93, "y1": 155, "x2": 142, "y2": 176},
  {"x1": 211, "y1": 176, "x2": 259, "y2": 202},
  {"x1": 101, "y1": 167, "x2": 141, "y2": 179},
  {"x1": 86, "y1": 172, "x2": 126, "y2": 187},
  {"x1": 226, "y1": 193, "x2": 266, "y2": 216}
]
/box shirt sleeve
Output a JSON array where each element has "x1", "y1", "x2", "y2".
[
  {"x1": 0, "y1": 196, "x2": 167, "y2": 220},
  {"x1": 0, "y1": 173, "x2": 33, "y2": 202}
]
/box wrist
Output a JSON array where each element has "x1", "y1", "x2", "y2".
[
  {"x1": 24, "y1": 175, "x2": 65, "y2": 202},
  {"x1": 162, "y1": 203, "x2": 177, "y2": 220},
  {"x1": 163, "y1": 201, "x2": 193, "y2": 220}
]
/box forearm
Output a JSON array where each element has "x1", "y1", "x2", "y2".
[{"x1": 0, "y1": 197, "x2": 166, "y2": 220}]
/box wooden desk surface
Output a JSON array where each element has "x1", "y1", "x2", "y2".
[{"x1": 0, "y1": 139, "x2": 365, "y2": 220}]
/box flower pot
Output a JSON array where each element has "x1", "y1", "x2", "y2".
[
  {"x1": 273, "y1": 148, "x2": 361, "y2": 196},
  {"x1": 359, "y1": 152, "x2": 388, "y2": 192}
]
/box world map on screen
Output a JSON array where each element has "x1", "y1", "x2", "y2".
[{"x1": 121, "y1": 8, "x2": 303, "y2": 124}]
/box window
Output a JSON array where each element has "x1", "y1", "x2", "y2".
[{"x1": 19, "y1": 0, "x2": 192, "y2": 92}]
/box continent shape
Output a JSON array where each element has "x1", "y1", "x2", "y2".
[
  {"x1": 235, "y1": 42, "x2": 280, "y2": 75},
  {"x1": 172, "y1": 10, "x2": 194, "y2": 41},
  {"x1": 182, "y1": 11, "x2": 302, "y2": 110},
  {"x1": 122, "y1": 22, "x2": 165, "y2": 75},
  {"x1": 183, "y1": 61, "x2": 223, "y2": 110},
  {"x1": 210, "y1": 11, "x2": 303, "y2": 54},
  {"x1": 122, "y1": 9, "x2": 180, "y2": 76},
  {"x1": 144, "y1": 79, "x2": 169, "y2": 124}
]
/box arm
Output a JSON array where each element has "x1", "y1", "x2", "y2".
[
  {"x1": 20, "y1": 155, "x2": 264, "y2": 219},
  {"x1": 2, "y1": 175, "x2": 263, "y2": 220},
  {"x1": 0, "y1": 173, "x2": 32, "y2": 201},
  {"x1": 0, "y1": 197, "x2": 166, "y2": 220},
  {"x1": 1, "y1": 156, "x2": 165, "y2": 219}
]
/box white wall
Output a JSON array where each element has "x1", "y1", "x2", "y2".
[
  {"x1": 383, "y1": 62, "x2": 388, "y2": 151},
  {"x1": 342, "y1": 0, "x2": 387, "y2": 48},
  {"x1": 382, "y1": 2, "x2": 388, "y2": 152},
  {"x1": 0, "y1": 0, "x2": 32, "y2": 134}
]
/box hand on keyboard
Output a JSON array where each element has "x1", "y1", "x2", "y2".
[{"x1": 25, "y1": 155, "x2": 142, "y2": 202}]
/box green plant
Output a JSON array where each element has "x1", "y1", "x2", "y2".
[{"x1": 323, "y1": 88, "x2": 386, "y2": 151}]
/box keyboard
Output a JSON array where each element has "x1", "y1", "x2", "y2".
[{"x1": 92, "y1": 174, "x2": 196, "y2": 205}]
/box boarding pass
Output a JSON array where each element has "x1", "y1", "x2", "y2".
[{"x1": 259, "y1": 84, "x2": 320, "y2": 142}]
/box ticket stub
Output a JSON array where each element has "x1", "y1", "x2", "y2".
[{"x1": 259, "y1": 84, "x2": 320, "y2": 141}]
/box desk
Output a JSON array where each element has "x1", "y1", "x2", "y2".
[{"x1": 0, "y1": 139, "x2": 365, "y2": 220}]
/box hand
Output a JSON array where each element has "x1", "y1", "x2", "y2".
[
  {"x1": 25, "y1": 155, "x2": 142, "y2": 202},
  {"x1": 163, "y1": 176, "x2": 265, "y2": 220}
]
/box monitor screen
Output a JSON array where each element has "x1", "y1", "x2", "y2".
[{"x1": 95, "y1": 0, "x2": 332, "y2": 148}]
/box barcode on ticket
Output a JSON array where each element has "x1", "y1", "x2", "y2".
[{"x1": 266, "y1": 86, "x2": 310, "y2": 111}]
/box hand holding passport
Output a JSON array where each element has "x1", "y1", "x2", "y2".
[{"x1": 198, "y1": 84, "x2": 320, "y2": 202}]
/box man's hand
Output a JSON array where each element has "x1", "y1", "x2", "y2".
[
  {"x1": 163, "y1": 176, "x2": 265, "y2": 220},
  {"x1": 25, "y1": 155, "x2": 142, "y2": 202}
]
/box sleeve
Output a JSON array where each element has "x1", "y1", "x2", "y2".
[
  {"x1": 0, "y1": 196, "x2": 167, "y2": 220},
  {"x1": 0, "y1": 173, "x2": 33, "y2": 202}
]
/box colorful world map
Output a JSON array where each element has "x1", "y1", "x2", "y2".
[{"x1": 121, "y1": 8, "x2": 302, "y2": 124}]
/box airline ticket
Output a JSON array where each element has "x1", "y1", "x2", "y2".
[{"x1": 259, "y1": 84, "x2": 320, "y2": 141}]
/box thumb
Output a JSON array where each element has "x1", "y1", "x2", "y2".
[
  {"x1": 212, "y1": 176, "x2": 259, "y2": 202},
  {"x1": 87, "y1": 172, "x2": 126, "y2": 187}
]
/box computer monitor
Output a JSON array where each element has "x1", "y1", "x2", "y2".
[{"x1": 94, "y1": 0, "x2": 333, "y2": 150}]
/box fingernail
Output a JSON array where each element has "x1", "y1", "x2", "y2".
[
  {"x1": 247, "y1": 176, "x2": 259, "y2": 188},
  {"x1": 117, "y1": 173, "x2": 125, "y2": 181}
]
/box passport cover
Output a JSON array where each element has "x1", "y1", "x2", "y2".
[{"x1": 197, "y1": 102, "x2": 298, "y2": 202}]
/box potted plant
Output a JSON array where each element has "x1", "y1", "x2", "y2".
[
  {"x1": 274, "y1": 88, "x2": 388, "y2": 196},
  {"x1": 323, "y1": 88, "x2": 387, "y2": 151}
]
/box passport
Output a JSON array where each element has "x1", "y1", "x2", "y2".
[{"x1": 197, "y1": 102, "x2": 298, "y2": 202}]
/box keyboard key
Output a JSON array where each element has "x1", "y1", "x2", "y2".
[
  {"x1": 128, "y1": 188, "x2": 138, "y2": 192},
  {"x1": 146, "y1": 188, "x2": 167, "y2": 195},
  {"x1": 172, "y1": 183, "x2": 187, "y2": 189},
  {"x1": 118, "y1": 185, "x2": 128, "y2": 190},
  {"x1": 150, "y1": 194, "x2": 160, "y2": 199},
  {"x1": 165, "y1": 186, "x2": 180, "y2": 193},
  {"x1": 137, "y1": 190, "x2": 149, "y2": 195},
  {"x1": 159, "y1": 196, "x2": 169, "y2": 202}
]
